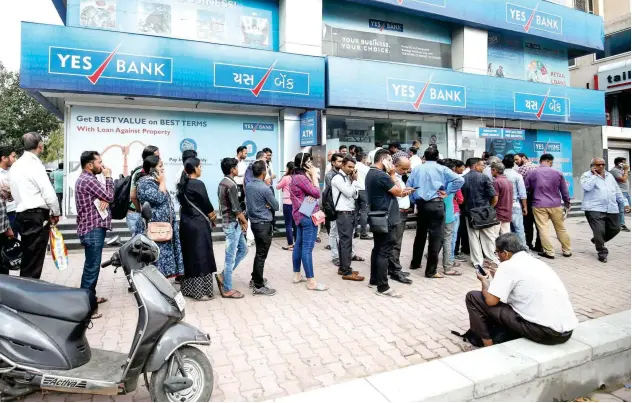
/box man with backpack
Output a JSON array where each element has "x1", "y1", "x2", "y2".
[{"x1": 324, "y1": 153, "x2": 346, "y2": 265}]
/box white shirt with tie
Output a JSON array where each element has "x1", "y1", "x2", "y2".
[{"x1": 9, "y1": 151, "x2": 60, "y2": 216}]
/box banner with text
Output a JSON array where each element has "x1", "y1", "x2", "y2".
[{"x1": 65, "y1": 106, "x2": 279, "y2": 215}]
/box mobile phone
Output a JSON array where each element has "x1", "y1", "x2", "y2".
[
  {"x1": 475, "y1": 264, "x2": 487, "y2": 277},
  {"x1": 413, "y1": 187, "x2": 420, "y2": 190}
]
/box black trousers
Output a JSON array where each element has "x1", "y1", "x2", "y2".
[
  {"x1": 585, "y1": 211, "x2": 620, "y2": 259},
  {"x1": 17, "y1": 209, "x2": 51, "y2": 279},
  {"x1": 57, "y1": 193, "x2": 63, "y2": 216},
  {"x1": 525, "y1": 196, "x2": 542, "y2": 250},
  {"x1": 370, "y1": 225, "x2": 396, "y2": 293},
  {"x1": 354, "y1": 190, "x2": 369, "y2": 236},
  {"x1": 410, "y1": 199, "x2": 445, "y2": 277},
  {"x1": 465, "y1": 291, "x2": 572, "y2": 345},
  {"x1": 455, "y1": 213, "x2": 470, "y2": 255},
  {"x1": 336, "y1": 211, "x2": 354, "y2": 275},
  {"x1": 388, "y1": 211, "x2": 408, "y2": 275},
  {"x1": 251, "y1": 222, "x2": 273, "y2": 289}
]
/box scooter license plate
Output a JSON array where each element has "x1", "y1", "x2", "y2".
[{"x1": 174, "y1": 292, "x2": 186, "y2": 311}]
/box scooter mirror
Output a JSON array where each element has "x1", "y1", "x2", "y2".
[{"x1": 141, "y1": 202, "x2": 152, "y2": 222}]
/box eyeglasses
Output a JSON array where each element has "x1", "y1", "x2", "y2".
[{"x1": 594, "y1": 164, "x2": 605, "y2": 167}]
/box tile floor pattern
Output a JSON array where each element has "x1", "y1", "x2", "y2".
[{"x1": 19, "y1": 217, "x2": 631, "y2": 402}]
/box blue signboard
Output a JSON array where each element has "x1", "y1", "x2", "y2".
[
  {"x1": 20, "y1": 22, "x2": 325, "y2": 110},
  {"x1": 348, "y1": 0, "x2": 603, "y2": 52},
  {"x1": 300, "y1": 111, "x2": 320, "y2": 147},
  {"x1": 479, "y1": 128, "x2": 526, "y2": 140},
  {"x1": 327, "y1": 57, "x2": 605, "y2": 126}
]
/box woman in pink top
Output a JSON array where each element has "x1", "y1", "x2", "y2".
[{"x1": 276, "y1": 162, "x2": 297, "y2": 250}]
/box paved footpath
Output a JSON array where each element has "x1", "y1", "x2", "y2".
[{"x1": 24, "y1": 216, "x2": 631, "y2": 402}]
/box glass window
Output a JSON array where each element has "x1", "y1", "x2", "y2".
[
  {"x1": 568, "y1": 58, "x2": 576, "y2": 67},
  {"x1": 326, "y1": 116, "x2": 448, "y2": 157},
  {"x1": 596, "y1": 29, "x2": 631, "y2": 60}
]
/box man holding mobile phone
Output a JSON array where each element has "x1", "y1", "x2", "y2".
[{"x1": 610, "y1": 157, "x2": 630, "y2": 232}]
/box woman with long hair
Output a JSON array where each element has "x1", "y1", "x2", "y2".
[
  {"x1": 276, "y1": 161, "x2": 297, "y2": 251},
  {"x1": 290, "y1": 153, "x2": 328, "y2": 291},
  {"x1": 176, "y1": 157, "x2": 218, "y2": 300},
  {"x1": 135, "y1": 155, "x2": 184, "y2": 279}
]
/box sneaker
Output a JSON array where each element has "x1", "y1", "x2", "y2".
[
  {"x1": 253, "y1": 286, "x2": 276, "y2": 296},
  {"x1": 325, "y1": 245, "x2": 331, "y2": 250},
  {"x1": 376, "y1": 288, "x2": 402, "y2": 298},
  {"x1": 622, "y1": 225, "x2": 631, "y2": 232},
  {"x1": 368, "y1": 283, "x2": 376, "y2": 288},
  {"x1": 360, "y1": 234, "x2": 373, "y2": 240},
  {"x1": 249, "y1": 278, "x2": 268, "y2": 289}
]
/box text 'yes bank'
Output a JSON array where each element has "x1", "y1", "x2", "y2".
[
  {"x1": 49, "y1": 46, "x2": 173, "y2": 84},
  {"x1": 514, "y1": 92, "x2": 570, "y2": 119},
  {"x1": 387, "y1": 78, "x2": 466, "y2": 110},
  {"x1": 214, "y1": 62, "x2": 310, "y2": 96},
  {"x1": 506, "y1": 3, "x2": 563, "y2": 35}
]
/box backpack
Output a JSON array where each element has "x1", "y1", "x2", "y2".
[
  {"x1": 111, "y1": 167, "x2": 140, "y2": 220},
  {"x1": 321, "y1": 173, "x2": 342, "y2": 221}
]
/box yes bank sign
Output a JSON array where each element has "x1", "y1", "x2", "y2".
[
  {"x1": 387, "y1": 78, "x2": 466, "y2": 110},
  {"x1": 506, "y1": 3, "x2": 563, "y2": 35}
]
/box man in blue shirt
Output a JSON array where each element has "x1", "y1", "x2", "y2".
[
  {"x1": 407, "y1": 148, "x2": 464, "y2": 278},
  {"x1": 581, "y1": 157, "x2": 630, "y2": 263}
]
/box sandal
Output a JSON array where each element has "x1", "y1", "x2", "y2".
[
  {"x1": 96, "y1": 297, "x2": 108, "y2": 304},
  {"x1": 351, "y1": 255, "x2": 365, "y2": 262},
  {"x1": 293, "y1": 275, "x2": 307, "y2": 284},
  {"x1": 222, "y1": 290, "x2": 244, "y2": 299},
  {"x1": 426, "y1": 273, "x2": 445, "y2": 279},
  {"x1": 214, "y1": 273, "x2": 226, "y2": 297},
  {"x1": 307, "y1": 283, "x2": 329, "y2": 291},
  {"x1": 443, "y1": 269, "x2": 462, "y2": 276},
  {"x1": 91, "y1": 311, "x2": 103, "y2": 319}
]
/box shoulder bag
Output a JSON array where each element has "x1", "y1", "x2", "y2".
[
  {"x1": 290, "y1": 176, "x2": 325, "y2": 226},
  {"x1": 367, "y1": 198, "x2": 394, "y2": 234},
  {"x1": 467, "y1": 205, "x2": 499, "y2": 230},
  {"x1": 147, "y1": 203, "x2": 173, "y2": 242},
  {"x1": 183, "y1": 193, "x2": 215, "y2": 230}
]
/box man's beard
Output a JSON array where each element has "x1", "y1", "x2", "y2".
[{"x1": 92, "y1": 167, "x2": 102, "y2": 175}]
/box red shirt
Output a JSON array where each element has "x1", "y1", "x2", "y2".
[
  {"x1": 453, "y1": 189, "x2": 464, "y2": 214},
  {"x1": 493, "y1": 175, "x2": 513, "y2": 223}
]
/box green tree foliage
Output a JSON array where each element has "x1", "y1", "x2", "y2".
[
  {"x1": 0, "y1": 62, "x2": 61, "y2": 151},
  {"x1": 41, "y1": 128, "x2": 64, "y2": 163}
]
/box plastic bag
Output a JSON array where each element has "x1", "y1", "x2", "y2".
[{"x1": 49, "y1": 225, "x2": 68, "y2": 271}]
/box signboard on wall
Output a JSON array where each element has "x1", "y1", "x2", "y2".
[
  {"x1": 20, "y1": 23, "x2": 326, "y2": 110},
  {"x1": 322, "y1": 0, "x2": 451, "y2": 68},
  {"x1": 596, "y1": 61, "x2": 631, "y2": 93},
  {"x1": 478, "y1": 128, "x2": 526, "y2": 140},
  {"x1": 64, "y1": 106, "x2": 279, "y2": 214},
  {"x1": 66, "y1": 0, "x2": 279, "y2": 51},
  {"x1": 327, "y1": 57, "x2": 605, "y2": 126},
  {"x1": 485, "y1": 129, "x2": 574, "y2": 197},
  {"x1": 300, "y1": 110, "x2": 321, "y2": 147},
  {"x1": 488, "y1": 32, "x2": 570, "y2": 86}
]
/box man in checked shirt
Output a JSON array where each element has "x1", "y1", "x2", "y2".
[{"x1": 75, "y1": 151, "x2": 114, "y2": 319}]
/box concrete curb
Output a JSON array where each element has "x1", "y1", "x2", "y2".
[{"x1": 270, "y1": 311, "x2": 631, "y2": 402}]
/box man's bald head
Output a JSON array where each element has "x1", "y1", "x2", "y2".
[
  {"x1": 591, "y1": 157, "x2": 606, "y2": 175},
  {"x1": 394, "y1": 156, "x2": 410, "y2": 175}
]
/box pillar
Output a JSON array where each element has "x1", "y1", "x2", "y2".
[{"x1": 279, "y1": 0, "x2": 323, "y2": 56}]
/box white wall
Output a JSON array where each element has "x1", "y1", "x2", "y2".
[
  {"x1": 451, "y1": 27, "x2": 488, "y2": 75},
  {"x1": 279, "y1": 0, "x2": 323, "y2": 56}
]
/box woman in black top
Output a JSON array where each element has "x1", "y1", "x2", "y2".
[{"x1": 176, "y1": 157, "x2": 218, "y2": 300}]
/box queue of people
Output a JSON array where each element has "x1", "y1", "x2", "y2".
[{"x1": 0, "y1": 132, "x2": 628, "y2": 349}]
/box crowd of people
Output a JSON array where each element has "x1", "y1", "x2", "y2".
[{"x1": 0, "y1": 132, "x2": 629, "y2": 348}]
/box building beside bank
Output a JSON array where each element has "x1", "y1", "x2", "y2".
[
  {"x1": 22, "y1": 0, "x2": 606, "y2": 213},
  {"x1": 569, "y1": 0, "x2": 631, "y2": 170}
]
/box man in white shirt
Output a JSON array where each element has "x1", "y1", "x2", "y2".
[
  {"x1": 353, "y1": 151, "x2": 372, "y2": 240},
  {"x1": 0, "y1": 146, "x2": 18, "y2": 236},
  {"x1": 332, "y1": 156, "x2": 365, "y2": 281},
  {"x1": 367, "y1": 141, "x2": 384, "y2": 164},
  {"x1": 466, "y1": 233, "x2": 577, "y2": 346},
  {"x1": 388, "y1": 156, "x2": 413, "y2": 284},
  {"x1": 408, "y1": 147, "x2": 422, "y2": 170},
  {"x1": 234, "y1": 146, "x2": 248, "y2": 186},
  {"x1": 10, "y1": 132, "x2": 61, "y2": 279}
]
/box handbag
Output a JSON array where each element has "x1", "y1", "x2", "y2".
[
  {"x1": 367, "y1": 198, "x2": 394, "y2": 234},
  {"x1": 147, "y1": 203, "x2": 174, "y2": 242},
  {"x1": 290, "y1": 176, "x2": 322, "y2": 225},
  {"x1": 468, "y1": 205, "x2": 499, "y2": 229}
]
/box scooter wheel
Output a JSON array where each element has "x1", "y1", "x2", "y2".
[{"x1": 149, "y1": 346, "x2": 214, "y2": 402}]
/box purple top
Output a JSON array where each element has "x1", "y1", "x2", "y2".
[
  {"x1": 289, "y1": 173, "x2": 320, "y2": 225},
  {"x1": 524, "y1": 165, "x2": 570, "y2": 208}
]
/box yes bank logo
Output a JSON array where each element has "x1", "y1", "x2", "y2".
[
  {"x1": 387, "y1": 77, "x2": 466, "y2": 110},
  {"x1": 369, "y1": 19, "x2": 404, "y2": 33},
  {"x1": 48, "y1": 45, "x2": 173, "y2": 85},
  {"x1": 506, "y1": 2, "x2": 563, "y2": 35},
  {"x1": 243, "y1": 123, "x2": 275, "y2": 132}
]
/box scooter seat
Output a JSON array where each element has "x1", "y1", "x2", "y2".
[{"x1": 0, "y1": 274, "x2": 91, "y2": 323}]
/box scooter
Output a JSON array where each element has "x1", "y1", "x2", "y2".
[{"x1": 0, "y1": 203, "x2": 213, "y2": 402}]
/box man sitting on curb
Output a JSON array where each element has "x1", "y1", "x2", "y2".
[{"x1": 465, "y1": 233, "x2": 577, "y2": 346}]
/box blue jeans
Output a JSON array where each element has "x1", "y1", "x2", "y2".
[
  {"x1": 511, "y1": 204, "x2": 527, "y2": 248},
  {"x1": 223, "y1": 222, "x2": 248, "y2": 291},
  {"x1": 619, "y1": 192, "x2": 630, "y2": 226},
  {"x1": 126, "y1": 212, "x2": 140, "y2": 234},
  {"x1": 292, "y1": 216, "x2": 317, "y2": 278},
  {"x1": 282, "y1": 204, "x2": 296, "y2": 245},
  {"x1": 451, "y1": 212, "x2": 460, "y2": 260},
  {"x1": 80, "y1": 228, "x2": 106, "y2": 310}
]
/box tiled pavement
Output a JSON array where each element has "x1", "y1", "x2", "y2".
[{"x1": 24, "y1": 216, "x2": 631, "y2": 402}]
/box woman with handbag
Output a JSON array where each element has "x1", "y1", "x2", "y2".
[
  {"x1": 276, "y1": 161, "x2": 297, "y2": 251},
  {"x1": 135, "y1": 155, "x2": 185, "y2": 280},
  {"x1": 177, "y1": 157, "x2": 219, "y2": 300},
  {"x1": 289, "y1": 153, "x2": 328, "y2": 291}
]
